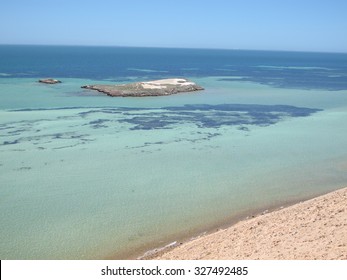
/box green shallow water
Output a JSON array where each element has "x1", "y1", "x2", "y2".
[{"x1": 1, "y1": 77, "x2": 347, "y2": 259}]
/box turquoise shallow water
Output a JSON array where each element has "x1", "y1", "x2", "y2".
[
  {"x1": 1, "y1": 47, "x2": 347, "y2": 259},
  {"x1": 1, "y1": 77, "x2": 347, "y2": 259}
]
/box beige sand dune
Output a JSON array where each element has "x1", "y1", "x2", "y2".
[{"x1": 154, "y1": 187, "x2": 347, "y2": 260}]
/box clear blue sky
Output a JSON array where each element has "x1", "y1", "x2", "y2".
[{"x1": 1, "y1": 0, "x2": 346, "y2": 52}]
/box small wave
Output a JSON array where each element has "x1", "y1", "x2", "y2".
[
  {"x1": 215, "y1": 68, "x2": 236, "y2": 72},
  {"x1": 181, "y1": 68, "x2": 199, "y2": 71},
  {"x1": 127, "y1": 68, "x2": 168, "y2": 73},
  {"x1": 254, "y1": 65, "x2": 333, "y2": 71},
  {"x1": 0, "y1": 73, "x2": 12, "y2": 77},
  {"x1": 137, "y1": 241, "x2": 178, "y2": 259}
]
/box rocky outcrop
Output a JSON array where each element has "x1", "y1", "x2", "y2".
[
  {"x1": 39, "y1": 78, "x2": 62, "y2": 84},
  {"x1": 81, "y1": 78, "x2": 204, "y2": 97}
]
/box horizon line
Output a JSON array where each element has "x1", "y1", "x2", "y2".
[{"x1": 0, "y1": 43, "x2": 346, "y2": 55}]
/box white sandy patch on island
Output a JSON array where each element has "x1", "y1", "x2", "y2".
[
  {"x1": 140, "y1": 78, "x2": 195, "y2": 90},
  {"x1": 152, "y1": 187, "x2": 347, "y2": 260},
  {"x1": 141, "y1": 83, "x2": 166, "y2": 89}
]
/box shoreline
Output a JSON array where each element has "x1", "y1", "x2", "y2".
[
  {"x1": 140, "y1": 186, "x2": 347, "y2": 260},
  {"x1": 108, "y1": 191, "x2": 321, "y2": 260}
]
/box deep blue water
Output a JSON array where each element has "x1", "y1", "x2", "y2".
[{"x1": 1, "y1": 45, "x2": 347, "y2": 90}]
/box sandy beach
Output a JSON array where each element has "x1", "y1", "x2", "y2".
[{"x1": 153, "y1": 187, "x2": 347, "y2": 260}]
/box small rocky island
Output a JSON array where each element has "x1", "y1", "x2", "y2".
[
  {"x1": 81, "y1": 78, "x2": 204, "y2": 97},
  {"x1": 39, "y1": 78, "x2": 62, "y2": 84}
]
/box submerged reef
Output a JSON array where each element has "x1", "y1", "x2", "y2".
[{"x1": 1, "y1": 104, "x2": 322, "y2": 151}]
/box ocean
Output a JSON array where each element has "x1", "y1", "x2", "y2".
[{"x1": 1, "y1": 45, "x2": 347, "y2": 259}]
